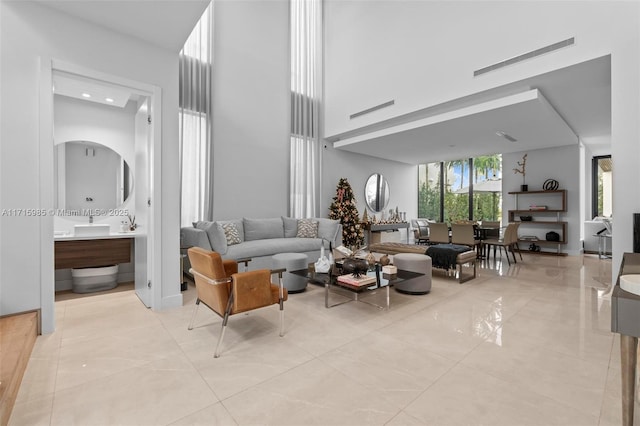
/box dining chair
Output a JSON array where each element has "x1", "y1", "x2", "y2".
[
  {"x1": 483, "y1": 223, "x2": 522, "y2": 265},
  {"x1": 187, "y1": 247, "x2": 288, "y2": 358},
  {"x1": 476, "y1": 221, "x2": 500, "y2": 257},
  {"x1": 450, "y1": 223, "x2": 482, "y2": 255},
  {"x1": 479, "y1": 220, "x2": 501, "y2": 242},
  {"x1": 428, "y1": 222, "x2": 450, "y2": 244},
  {"x1": 414, "y1": 219, "x2": 430, "y2": 244}
]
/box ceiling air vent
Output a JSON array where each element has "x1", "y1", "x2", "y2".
[
  {"x1": 474, "y1": 37, "x2": 575, "y2": 77},
  {"x1": 350, "y1": 100, "x2": 395, "y2": 119}
]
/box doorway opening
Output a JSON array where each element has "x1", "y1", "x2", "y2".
[{"x1": 40, "y1": 60, "x2": 162, "y2": 333}]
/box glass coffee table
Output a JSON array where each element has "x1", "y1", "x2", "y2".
[{"x1": 290, "y1": 264, "x2": 423, "y2": 310}]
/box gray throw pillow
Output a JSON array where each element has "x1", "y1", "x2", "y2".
[
  {"x1": 282, "y1": 216, "x2": 299, "y2": 238},
  {"x1": 297, "y1": 219, "x2": 319, "y2": 238}
]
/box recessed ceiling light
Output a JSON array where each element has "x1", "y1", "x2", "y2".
[
  {"x1": 105, "y1": 98, "x2": 114, "y2": 103},
  {"x1": 496, "y1": 130, "x2": 517, "y2": 142},
  {"x1": 82, "y1": 93, "x2": 91, "y2": 98}
]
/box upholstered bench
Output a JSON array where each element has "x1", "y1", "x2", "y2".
[{"x1": 368, "y1": 242, "x2": 477, "y2": 283}]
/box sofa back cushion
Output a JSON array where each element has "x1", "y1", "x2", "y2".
[
  {"x1": 283, "y1": 217, "x2": 340, "y2": 243},
  {"x1": 243, "y1": 217, "x2": 284, "y2": 241},
  {"x1": 317, "y1": 218, "x2": 341, "y2": 243}
]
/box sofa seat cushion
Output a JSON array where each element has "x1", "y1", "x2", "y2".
[{"x1": 224, "y1": 238, "x2": 323, "y2": 260}]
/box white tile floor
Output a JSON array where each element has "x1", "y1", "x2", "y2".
[{"x1": 10, "y1": 254, "x2": 622, "y2": 426}]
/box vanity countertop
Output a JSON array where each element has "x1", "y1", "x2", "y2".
[{"x1": 54, "y1": 231, "x2": 140, "y2": 241}]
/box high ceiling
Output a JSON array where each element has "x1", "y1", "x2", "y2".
[
  {"x1": 33, "y1": 2, "x2": 611, "y2": 165},
  {"x1": 331, "y1": 55, "x2": 611, "y2": 164},
  {"x1": 36, "y1": 0, "x2": 210, "y2": 52}
]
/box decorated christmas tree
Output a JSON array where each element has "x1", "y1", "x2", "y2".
[{"x1": 329, "y1": 178, "x2": 365, "y2": 250}]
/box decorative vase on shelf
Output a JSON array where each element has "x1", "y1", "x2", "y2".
[{"x1": 521, "y1": 184, "x2": 528, "y2": 192}]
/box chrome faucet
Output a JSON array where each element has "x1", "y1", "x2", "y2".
[{"x1": 89, "y1": 215, "x2": 93, "y2": 224}]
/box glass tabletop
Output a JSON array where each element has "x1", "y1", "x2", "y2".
[
  {"x1": 290, "y1": 263, "x2": 424, "y2": 309},
  {"x1": 290, "y1": 265, "x2": 423, "y2": 291}
]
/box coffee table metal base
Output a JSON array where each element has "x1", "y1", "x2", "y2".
[
  {"x1": 325, "y1": 280, "x2": 390, "y2": 310},
  {"x1": 291, "y1": 267, "x2": 423, "y2": 311}
]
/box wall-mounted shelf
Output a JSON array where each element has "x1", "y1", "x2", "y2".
[{"x1": 508, "y1": 189, "x2": 567, "y2": 256}]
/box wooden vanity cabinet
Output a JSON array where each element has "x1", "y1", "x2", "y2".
[{"x1": 54, "y1": 238, "x2": 132, "y2": 269}]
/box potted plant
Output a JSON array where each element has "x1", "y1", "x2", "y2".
[{"x1": 513, "y1": 153, "x2": 528, "y2": 191}]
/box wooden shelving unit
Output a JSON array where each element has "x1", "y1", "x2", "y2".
[{"x1": 507, "y1": 189, "x2": 567, "y2": 256}]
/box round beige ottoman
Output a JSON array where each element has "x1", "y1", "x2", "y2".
[
  {"x1": 393, "y1": 253, "x2": 432, "y2": 294},
  {"x1": 271, "y1": 253, "x2": 309, "y2": 293}
]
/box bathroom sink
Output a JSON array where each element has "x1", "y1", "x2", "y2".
[
  {"x1": 620, "y1": 274, "x2": 640, "y2": 296},
  {"x1": 74, "y1": 224, "x2": 111, "y2": 237}
]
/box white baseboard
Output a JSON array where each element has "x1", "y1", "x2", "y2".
[{"x1": 160, "y1": 294, "x2": 183, "y2": 310}]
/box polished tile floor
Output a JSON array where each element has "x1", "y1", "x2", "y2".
[{"x1": 10, "y1": 254, "x2": 622, "y2": 425}]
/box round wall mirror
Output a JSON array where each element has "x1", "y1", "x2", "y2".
[
  {"x1": 364, "y1": 173, "x2": 390, "y2": 213},
  {"x1": 54, "y1": 141, "x2": 133, "y2": 214}
]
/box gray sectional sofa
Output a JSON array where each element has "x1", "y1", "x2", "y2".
[{"x1": 181, "y1": 216, "x2": 343, "y2": 272}]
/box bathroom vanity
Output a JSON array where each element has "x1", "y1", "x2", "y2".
[{"x1": 54, "y1": 233, "x2": 135, "y2": 269}]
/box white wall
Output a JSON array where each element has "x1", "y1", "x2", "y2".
[
  {"x1": 211, "y1": 0, "x2": 290, "y2": 220},
  {"x1": 321, "y1": 144, "x2": 417, "y2": 240},
  {"x1": 324, "y1": 1, "x2": 632, "y2": 138},
  {"x1": 0, "y1": 2, "x2": 182, "y2": 330},
  {"x1": 503, "y1": 146, "x2": 580, "y2": 255},
  {"x1": 324, "y1": 0, "x2": 640, "y2": 276}
]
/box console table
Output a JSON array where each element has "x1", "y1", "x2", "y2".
[
  {"x1": 611, "y1": 252, "x2": 640, "y2": 425},
  {"x1": 365, "y1": 222, "x2": 409, "y2": 244}
]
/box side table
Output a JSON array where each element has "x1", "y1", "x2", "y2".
[{"x1": 611, "y1": 252, "x2": 640, "y2": 425}]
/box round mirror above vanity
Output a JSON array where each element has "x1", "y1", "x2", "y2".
[
  {"x1": 364, "y1": 173, "x2": 390, "y2": 213},
  {"x1": 54, "y1": 140, "x2": 133, "y2": 213}
]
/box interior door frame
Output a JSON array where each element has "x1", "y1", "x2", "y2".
[{"x1": 39, "y1": 58, "x2": 163, "y2": 333}]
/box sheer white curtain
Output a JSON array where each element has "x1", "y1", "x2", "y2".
[
  {"x1": 290, "y1": 0, "x2": 322, "y2": 218},
  {"x1": 180, "y1": 2, "x2": 214, "y2": 227}
]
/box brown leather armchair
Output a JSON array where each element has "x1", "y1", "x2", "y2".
[{"x1": 187, "y1": 247, "x2": 288, "y2": 358}]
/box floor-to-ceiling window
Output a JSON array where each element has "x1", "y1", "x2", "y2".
[
  {"x1": 444, "y1": 159, "x2": 471, "y2": 223},
  {"x1": 418, "y1": 154, "x2": 502, "y2": 223},
  {"x1": 472, "y1": 154, "x2": 502, "y2": 222},
  {"x1": 592, "y1": 155, "x2": 612, "y2": 218},
  {"x1": 418, "y1": 162, "x2": 442, "y2": 220},
  {"x1": 289, "y1": 0, "x2": 322, "y2": 218},
  {"x1": 179, "y1": 2, "x2": 213, "y2": 227}
]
